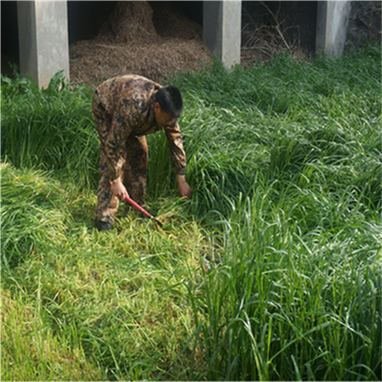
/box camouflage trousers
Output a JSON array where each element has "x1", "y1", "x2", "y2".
[{"x1": 92, "y1": 96, "x2": 148, "y2": 224}]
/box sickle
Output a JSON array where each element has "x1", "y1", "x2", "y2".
[{"x1": 124, "y1": 195, "x2": 162, "y2": 227}]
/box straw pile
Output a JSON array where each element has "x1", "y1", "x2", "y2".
[
  {"x1": 69, "y1": 1, "x2": 212, "y2": 86},
  {"x1": 97, "y1": 1, "x2": 157, "y2": 43}
]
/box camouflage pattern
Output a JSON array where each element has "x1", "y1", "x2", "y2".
[{"x1": 92, "y1": 74, "x2": 187, "y2": 224}]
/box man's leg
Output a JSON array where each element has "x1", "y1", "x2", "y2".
[
  {"x1": 95, "y1": 150, "x2": 120, "y2": 227},
  {"x1": 92, "y1": 92, "x2": 120, "y2": 229},
  {"x1": 124, "y1": 135, "x2": 148, "y2": 208}
]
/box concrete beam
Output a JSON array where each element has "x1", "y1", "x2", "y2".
[
  {"x1": 316, "y1": 1, "x2": 352, "y2": 57},
  {"x1": 17, "y1": 0, "x2": 69, "y2": 88},
  {"x1": 203, "y1": 1, "x2": 242, "y2": 68}
]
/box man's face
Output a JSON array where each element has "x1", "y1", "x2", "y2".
[{"x1": 154, "y1": 102, "x2": 176, "y2": 128}]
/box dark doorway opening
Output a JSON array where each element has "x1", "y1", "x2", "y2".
[
  {"x1": 1, "y1": 1, "x2": 19, "y2": 76},
  {"x1": 242, "y1": 1, "x2": 317, "y2": 53}
]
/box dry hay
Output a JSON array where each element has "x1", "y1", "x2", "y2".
[
  {"x1": 69, "y1": 1, "x2": 212, "y2": 87},
  {"x1": 70, "y1": 38, "x2": 212, "y2": 86},
  {"x1": 97, "y1": 1, "x2": 157, "y2": 43}
]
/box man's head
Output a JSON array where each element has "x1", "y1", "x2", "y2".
[{"x1": 154, "y1": 85, "x2": 183, "y2": 128}]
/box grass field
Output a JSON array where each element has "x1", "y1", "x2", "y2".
[{"x1": 1, "y1": 44, "x2": 381, "y2": 381}]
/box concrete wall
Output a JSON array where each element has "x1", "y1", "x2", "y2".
[
  {"x1": 203, "y1": 1, "x2": 242, "y2": 68},
  {"x1": 18, "y1": 0, "x2": 69, "y2": 88},
  {"x1": 316, "y1": 1, "x2": 352, "y2": 57}
]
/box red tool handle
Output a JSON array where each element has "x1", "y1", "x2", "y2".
[{"x1": 124, "y1": 195, "x2": 153, "y2": 219}]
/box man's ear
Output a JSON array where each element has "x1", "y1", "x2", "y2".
[{"x1": 154, "y1": 102, "x2": 161, "y2": 113}]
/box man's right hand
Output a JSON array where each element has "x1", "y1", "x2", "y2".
[{"x1": 110, "y1": 177, "x2": 128, "y2": 200}]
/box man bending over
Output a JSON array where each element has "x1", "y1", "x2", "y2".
[{"x1": 92, "y1": 74, "x2": 192, "y2": 231}]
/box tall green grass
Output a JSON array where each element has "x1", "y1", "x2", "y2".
[
  {"x1": 1, "y1": 162, "x2": 73, "y2": 268},
  {"x1": 1, "y1": 72, "x2": 98, "y2": 189},
  {"x1": 174, "y1": 45, "x2": 381, "y2": 380},
  {"x1": 187, "y1": 185, "x2": 381, "y2": 380},
  {"x1": 1, "y1": 44, "x2": 381, "y2": 380}
]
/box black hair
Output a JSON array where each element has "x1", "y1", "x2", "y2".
[{"x1": 155, "y1": 85, "x2": 183, "y2": 119}]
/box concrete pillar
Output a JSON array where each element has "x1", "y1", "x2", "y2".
[
  {"x1": 17, "y1": 0, "x2": 69, "y2": 88},
  {"x1": 316, "y1": 1, "x2": 352, "y2": 57},
  {"x1": 203, "y1": 1, "x2": 242, "y2": 68}
]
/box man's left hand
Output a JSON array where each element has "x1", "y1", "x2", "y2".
[{"x1": 177, "y1": 175, "x2": 192, "y2": 200}]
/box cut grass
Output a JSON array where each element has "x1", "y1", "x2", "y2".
[
  {"x1": 1, "y1": 290, "x2": 107, "y2": 381},
  {"x1": 1, "y1": 163, "x2": 209, "y2": 380}
]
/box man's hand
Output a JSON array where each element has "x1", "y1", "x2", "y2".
[
  {"x1": 177, "y1": 175, "x2": 192, "y2": 200},
  {"x1": 110, "y1": 177, "x2": 128, "y2": 200}
]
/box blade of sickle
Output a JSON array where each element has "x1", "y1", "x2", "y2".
[{"x1": 124, "y1": 195, "x2": 162, "y2": 226}]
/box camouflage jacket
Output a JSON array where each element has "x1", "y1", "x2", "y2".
[{"x1": 94, "y1": 75, "x2": 186, "y2": 180}]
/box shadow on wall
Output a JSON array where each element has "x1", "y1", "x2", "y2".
[{"x1": 346, "y1": 1, "x2": 381, "y2": 51}]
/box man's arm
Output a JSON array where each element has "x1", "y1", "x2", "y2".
[{"x1": 164, "y1": 123, "x2": 192, "y2": 199}]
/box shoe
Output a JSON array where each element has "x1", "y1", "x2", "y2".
[{"x1": 94, "y1": 220, "x2": 113, "y2": 232}]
